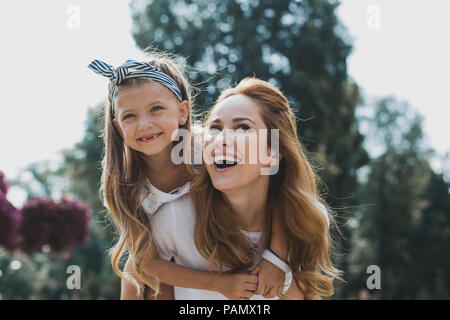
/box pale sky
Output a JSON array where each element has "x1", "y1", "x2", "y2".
[
  {"x1": 1, "y1": 0, "x2": 449, "y2": 206},
  {"x1": 336, "y1": 0, "x2": 450, "y2": 160}
]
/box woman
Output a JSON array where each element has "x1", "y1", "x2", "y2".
[{"x1": 141, "y1": 77, "x2": 340, "y2": 299}]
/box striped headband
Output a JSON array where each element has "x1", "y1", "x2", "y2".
[{"x1": 88, "y1": 59, "x2": 183, "y2": 117}]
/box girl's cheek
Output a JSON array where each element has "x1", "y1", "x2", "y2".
[{"x1": 120, "y1": 122, "x2": 133, "y2": 133}]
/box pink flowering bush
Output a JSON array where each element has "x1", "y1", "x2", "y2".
[
  {"x1": 0, "y1": 171, "x2": 22, "y2": 250},
  {"x1": 0, "y1": 171, "x2": 9, "y2": 194},
  {"x1": 19, "y1": 196, "x2": 92, "y2": 254},
  {"x1": 0, "y1": 193, "x2": 22, "y2": 251}
]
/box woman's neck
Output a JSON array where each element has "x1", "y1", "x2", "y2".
[
  {"x1": 222, "y1": 176, "x2": 270, "y2": 232},
  {"x1": 143, "y1": 145, "x2": 191, "y2": 193}
]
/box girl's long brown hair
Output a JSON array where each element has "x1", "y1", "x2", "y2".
[
  {"x1": 100, "y1": 50, "x2": 194, "y2": 296},
  {"x1": 190, "y1": 77, "x2": 342, "y2": 299}
]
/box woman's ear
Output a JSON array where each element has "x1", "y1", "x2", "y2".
[
  {"x1": 178, "y1": 100, "x2": 190, "y2": 126},
  {"x1": 261, "y1": 149, "x2": 282, "y2": 176},
  {"x1": 112, "y1": 118, "x2": 124, "y2": 139}
]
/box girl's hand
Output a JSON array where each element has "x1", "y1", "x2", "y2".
[
  {"x1": 251, "y1": 259, "x2": 285, "y2": 298},
  {"x1": 214, "y1": 271, "x2": 258, "y2": 300}
]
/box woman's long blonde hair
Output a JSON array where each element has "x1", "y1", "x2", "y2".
[
  {"x1": 190, "y1": 77, "x2": 342, "y2": 299},
  {"x1": 100, "y1": 50, "x2": 194, "y2": 296}
]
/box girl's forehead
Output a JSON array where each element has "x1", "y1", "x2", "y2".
[{"x1": 116, "y1": 81, "x2": 177, "y2": 109}]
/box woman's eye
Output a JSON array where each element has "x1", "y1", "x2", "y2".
[
  {"x1": 151, "y1": 106, "x2": 163, "y2": 112},
  {"x1": 236, "y1": 123, "x2": 250, "y2": 131}
]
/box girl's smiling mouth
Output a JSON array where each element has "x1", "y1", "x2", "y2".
[{"x1": 138, "y1": 132, "x2": 163, "y2": 143}]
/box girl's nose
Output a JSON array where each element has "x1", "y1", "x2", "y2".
[{"x1": 138, "y1": 115, "x2": 154, "y2": 129}]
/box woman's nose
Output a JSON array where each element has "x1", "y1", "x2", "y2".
[{"x1": 215, "y1": 128, "x2": 235, "y2": 147}]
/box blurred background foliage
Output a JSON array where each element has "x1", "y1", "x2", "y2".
[{"x1": 0, "y1": 0, "x2": 448, "y2": 299}]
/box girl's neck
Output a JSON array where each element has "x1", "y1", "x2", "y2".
[
  {"x1": 222, "y1": 176, "x2": 270, "y2": 232},
  {"x1": 144, "y1": 145, "x2": 191, "y2": 193}
]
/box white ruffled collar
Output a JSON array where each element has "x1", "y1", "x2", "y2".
[{"x1": 140, "y1": 179, "x2": 191, "y2": 216}]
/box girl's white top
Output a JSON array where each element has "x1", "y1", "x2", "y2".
[
  {"x1": 146, "y1": 182, "x2": 291, "y2": 300},
  {"x1": 104, "y1": 177, "x2": 330, "y2": 300},
  {"x1": 140, "y1": 178, "x2": 192, "y2": 215}
]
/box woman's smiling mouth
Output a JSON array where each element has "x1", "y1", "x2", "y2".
[{"x1": 213, "y1": 155, "x2": 242, "y2": 172}]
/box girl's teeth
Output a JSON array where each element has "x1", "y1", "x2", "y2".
[{"x1": 141, "y1": 133, "x2": 159, "y2": 141}]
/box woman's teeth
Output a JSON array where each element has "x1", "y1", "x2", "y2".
[{"x1": 214, "y1": 156, "x2": 242, "y2": 169}]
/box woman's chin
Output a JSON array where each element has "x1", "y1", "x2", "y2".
[
  {"x1": 211, "y1": 179, "x2": 245, "y2": 193},
  {"x1": 209, "y1": 178, "x2": 228, "y2": 191}
]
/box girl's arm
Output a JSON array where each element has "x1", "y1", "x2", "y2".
[
  {"x1": 253, "y1": 211, "x2": 289, "y2": 298},
  {"x1": 123, "y1": 253, "x2": 258, "y2": 300},
  {"x1": 142, "y1": 255, "x2": 220, "y2": 290},
  {"x1": 139, "y1": 200, "x2": 257, "y2": 299},
  {"x1": 143, "y1": 255, "x2": 259, "y2": 300}
]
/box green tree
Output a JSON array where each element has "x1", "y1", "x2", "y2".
[
  {"x1": 62, "y1": 104, "x2": 106, "y2": 216},
  {"x1": 353, "y1": 97, "x2": 449, "y2": 299},
  {"x1": 410, "y1": 170, "x2": 450, "y2": 298}
]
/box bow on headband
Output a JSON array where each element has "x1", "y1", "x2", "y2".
[{"x1": 88, "y1": 59, "x2": 183, "y2": 116}]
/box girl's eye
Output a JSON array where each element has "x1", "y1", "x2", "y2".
[
  {"x1": 123, "y1": 114, "x2": 135, "y2": 120},
  {"x1": 208, "y1": 125, "x2": 221, "y2": 132},
  {"x1": 151, "y1": 106, "x2": 163, "y2": 112},
  {"x1": 236, "y1": 123, "x2": 250, "y2": 131}
]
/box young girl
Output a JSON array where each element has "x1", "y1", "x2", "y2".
[
  {"x1": 146, "y1": 77, "x2": 340, "y2": 299},
  {"x1": 88, "y1": 51, "x2": 291, "y2": 299}
]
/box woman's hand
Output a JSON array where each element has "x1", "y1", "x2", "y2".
[
  {"x1": 214, "y1": 271, "x2": 258, "y2": 300},
  {"x1": 251, "y1": 259, "x2": 285, "y2": 298}
]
